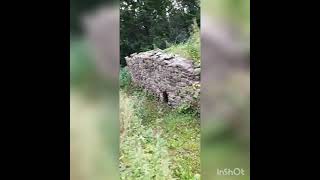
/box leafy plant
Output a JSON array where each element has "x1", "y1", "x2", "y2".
[{"x1": 120, "y1": 67, "x2": 132, "y2": 89}]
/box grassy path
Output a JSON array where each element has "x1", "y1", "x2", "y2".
[{"x1": 120, "y1": 89, "x2": 200, "y2": 180}]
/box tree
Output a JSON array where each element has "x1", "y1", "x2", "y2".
[{"x1": 120, "y1": 0, "x2": 200, "y2": 67}]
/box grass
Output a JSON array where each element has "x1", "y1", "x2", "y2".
[
  {"x1": 72, "y1": 35, "x2": 249, "y2": 180},
  {"x1": 119, "y1": 67, "x2": 249, "y2": 180},
  {"x1": 120, "y1": 85, "x2": 200, "y2": 180},
  {"x1": 70, "y1": 38, "x2": 201, "y2": 180},
  {"x1": 164, "y1": 22, "x2": 200, "y2": 64},
  {"x1": 120, "y1": 66, "x2": 132, "y2": 89},
  {"x1": 119, "y1": 40, "x2": 200, "y2": 179}
]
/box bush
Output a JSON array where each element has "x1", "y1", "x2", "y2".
[{"x1": 120, "y1": 67, "x2": 132, "y2": 88}]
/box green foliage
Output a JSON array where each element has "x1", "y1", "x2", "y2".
[
  {"x1": 120, "y1": 87, "x2": 200, "y2": 180},
  {"x1": 176, "y1": 101, "x2": 199, "y2": 118},
  {"x1": 120, "y1": 67, "x2": 132, "y2": 89},
  {"x1": 165, "y1": 21, "x2": 200, "y2": 64},
  {"x1": 173, "y1": 81, "x2": 201, "y2": 117},
  {"x1": 120, "y1": 117, "x2": 173, "y2": 179},
  {"x1": 120, "y1": 0, "x2": 200, "y2": 66},
  {"x1": 177, "y1": 103, "x2": 194, "y2": 114},
  {"x1": 120, "y1": 91, "x2": 173, "y2": 179},
  {"x1": 161, "y1": 111, "x2": 200, "y2": 180}
]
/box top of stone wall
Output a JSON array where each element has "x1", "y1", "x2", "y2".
[{"x1": 127, "y1": 49, "x2": 200, "y2": 70}]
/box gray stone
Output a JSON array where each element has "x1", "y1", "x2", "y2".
[
  {"x1": 194, "y1": 68, "x2": 201, "y2": 75},
  {"x1": 125, "y1": 50, "x2": 200, "y2": 109}
]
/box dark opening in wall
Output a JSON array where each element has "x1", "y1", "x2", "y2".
[{"x1": 162, "y1": 91, "x2": 168, "y2": 103}]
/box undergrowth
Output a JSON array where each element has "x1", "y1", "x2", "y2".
[
  {"x1": 120, "y1": 67, "x2": 132, "y2": 89},
  {"x1": 165, "y1": 21, "x2": 200, "y2": 64},
  {"x1": 120, "y1": 86, "x2": 200, "y2": 180}
]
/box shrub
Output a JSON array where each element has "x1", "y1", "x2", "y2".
[{"x1": 120, "y1": 67, "x2": 132, "y2": 88}]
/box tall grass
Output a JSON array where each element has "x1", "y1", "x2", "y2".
[
  {"x1": 165, "y1": 21, "x2": 200, "y2": 64},
  {"x1": 120, "y1": 88, "x2": 200, "y2": 180},
  {"x1": 120, "y1": 90, "x2": 173, "y2": 180}
]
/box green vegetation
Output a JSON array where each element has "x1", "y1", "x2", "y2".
[
  {"x1": 71, "y1": 0, "x2": 250, "y2": 178},
  {"x1": 119, "y1": 5, "x2": 201, "y2": 176},
  {"x1": 120, "y1": 0, "x2": 200, "y2": 66},
  {"x1": 119, "y1": 67, "x2": 132, "y2": 89},
  {"x1": 165, "y1": 21, "x2": 200, "y2": 64},
  {"x1": 120, "y1": 77, "x2": 200, "y2": 179}
]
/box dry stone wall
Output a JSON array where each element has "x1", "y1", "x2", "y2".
[{"x1": 125, "y1": 49, "x2": 200, "y2": 110}]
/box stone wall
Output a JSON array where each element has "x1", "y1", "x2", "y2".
[{"x1": 125, "y1": 49, "x2": 200, "y2": 110}]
